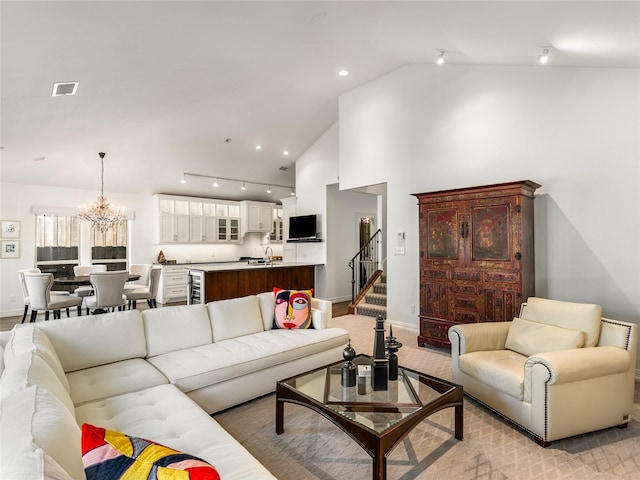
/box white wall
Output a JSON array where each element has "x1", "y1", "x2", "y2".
[
  {"x1": 337, "y1": 64, "x2": 640, "y2": 336},
  {"x1": 293, "y1": 122, "x2": 340, "y2": 298},
  {"x1": 326, "y1": 183, "x2": 378, "y2": 303},
  {"x1": 0, "y1": 182, "x2": 281, "y2": 316}
]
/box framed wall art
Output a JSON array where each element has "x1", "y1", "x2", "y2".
[
  {"x1": 1, "y1": 240, "x2": 20, "y2": 258},
  {"x1": 1, "y1": 220, "x2": 20, "y2": 239}
]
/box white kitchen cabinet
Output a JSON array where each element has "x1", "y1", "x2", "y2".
[
  {"x1": 157, "y1": 264, "x2": 189, "y2": 304},
  {"x1": 189, "y1": 201, "x2": 217, "y2": 242},
  {"x1": 157, "y1": 196, "x2": 189, "y2": 243},
  {"x1": 270, "y1": 207, "x2": 283, "y2": 241},
  {"x1": 154, "y1": 194, "x2": 240, "y2": 244},
  {"x1": 241, "y1": 201, "x2": 274, "y2": 234}
]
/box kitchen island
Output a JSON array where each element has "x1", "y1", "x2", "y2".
[{"x1": 188, "y1": 263, "x2": 316, "y2": 304}]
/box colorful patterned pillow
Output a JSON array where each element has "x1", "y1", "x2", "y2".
[
  {"x1": 81, "y1": 423, "x2": 221, "y2": 480},
  {"x1": 272, "y1": 288, "x2": 313, "y2": 329}
]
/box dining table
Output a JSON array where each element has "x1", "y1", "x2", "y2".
[{"x1": 53, "y1": 273, "x2": 141, "y2": 287}]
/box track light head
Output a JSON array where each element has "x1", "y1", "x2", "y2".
[
  {"x1": 436, "y1": 50, "x2": 446, "y2": 65},
  {"x1": 538, "y1": 47, "x2": 551, "y2": 65},
  {"x1": 181, "y1": 174, "x2": 187, "y2": 184},
  {"x1": 241, "y1": 183, "x2": 246, "y2": 191}
]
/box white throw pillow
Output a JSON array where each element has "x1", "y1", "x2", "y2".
[
  {"x1": 505, "y1": 317, "x2": 586, "y2": 357},
  {"x1": 0, "y1": 386, "x2": 83, "y2": 480},
  {"x1": 521, "y1": 297, "x2": 601, "y2": 347}
]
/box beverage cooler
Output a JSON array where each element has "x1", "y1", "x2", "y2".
[{"x1": 188, "y1": 270, "x2": 203, "y2": 305}]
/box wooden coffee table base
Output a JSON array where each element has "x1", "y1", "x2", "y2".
[{"x1": 276, "y1": 375, "x2": 463, "y2": 480}]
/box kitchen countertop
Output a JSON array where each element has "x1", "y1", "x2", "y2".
[{"x1": 186, "y1": 262, "x2": 319, "y2": 272}]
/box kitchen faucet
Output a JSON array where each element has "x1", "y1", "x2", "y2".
[{"x1": 265, "y1": 246, "x2": 273, "y2": 266}]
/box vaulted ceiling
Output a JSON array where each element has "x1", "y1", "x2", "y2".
[{"x1": 2, "y1": 1, "x2": 639, "y2": 202}]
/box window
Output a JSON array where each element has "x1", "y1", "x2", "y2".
[
  {"x1": 91, "y1": 221, "x2": 128, "y2": 271},
  {"x1": 35, "y1": 214, "x2": 79, "y2": 279}
]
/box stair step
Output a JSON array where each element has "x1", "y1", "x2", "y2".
[
  {"x1": 373, "y1": 283, "x2": 387, "y2": 295},
  {"x1": 355, "y1": 303, "x2": 387, "y2": 320},
  {"x1": 364, "y1": 293, "x2": 386, "y2": 306}
]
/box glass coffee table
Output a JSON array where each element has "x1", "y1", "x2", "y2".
[{"x1": 276, "y1": 355, "x2": 463, "y2": 480}]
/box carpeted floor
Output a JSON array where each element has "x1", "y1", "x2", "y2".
[{"x1": 214, "y1": 315, "x2": 640, "y2": 479}]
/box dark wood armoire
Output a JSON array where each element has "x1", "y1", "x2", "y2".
[{"x1": 414, "y1": 180, "x2": 540, "y2": 349}]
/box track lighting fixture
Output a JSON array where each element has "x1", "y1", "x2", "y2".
[
  {"x1": 180, "y1": 173, "x2": 294, "y2": 195},
  {"x1": 290, "y1": 188, "x2": 295, "y2": 196},
  {"x1": 538, "y1": 47, "x2": 551, "y2": 65},
  {"x1": 436, "y1": 50, "x2": 446, "y2": 65}
]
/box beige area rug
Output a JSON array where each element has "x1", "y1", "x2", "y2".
[{"x1": 215, "y1": 315, "x2": 640, "y2": 479}]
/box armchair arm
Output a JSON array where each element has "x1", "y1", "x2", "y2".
[
  {"x1": 449, "y1": 322, "x2": 512, "y2": 355},
  {"x1": 525, "y1": 346, "x2": 631, "y2": 386}
]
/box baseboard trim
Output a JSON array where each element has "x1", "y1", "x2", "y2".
[
  {"x1": 328, "y1": 295, "x2": 351, "y2": 304},
  {"x1": 387, "y1": 319, "x2": 418, "y2": 334},
  {"x1": 1, "y1": 308, "x2": 23, "y2": 318}
]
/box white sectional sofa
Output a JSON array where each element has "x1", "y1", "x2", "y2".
[{"x1": 0, "y1": 292, "x2": 350, "y2": 479}]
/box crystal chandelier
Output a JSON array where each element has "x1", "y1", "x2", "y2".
[{"x1": 78, "y1": 152, "x2": 127, "y2": 232}]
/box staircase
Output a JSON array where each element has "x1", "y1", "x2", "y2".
[{"x1": 354, "y1": 274, "x2": 387, "y2": 320}]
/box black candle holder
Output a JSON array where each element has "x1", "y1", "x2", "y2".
[
  {"x1": 385, "y1": 324, "x2": 403, "y2": 381},
  {"x1": 341, "y1": 339, "x2": 356, "y2": 387},
  {"x1": 372, "y1": 315, "x2": 389, "y2": 391}
]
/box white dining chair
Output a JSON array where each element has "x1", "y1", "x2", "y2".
[
  {"x1": 125, "y1": 266, "x2": 161, "y2": 309},
  {"x1": 18, "y1": 268, "x2": 71, "y2": 323},
  {"x1": 73, "y1": 264, "x2": 107, "y2": 298},
  {"x1": 23, "y1": 272, "x2": 83, "y2": 322},
  {"x1": 123, "y1": 264, "x2": 152, "y2": 294},
  {"x1": 84, "y1": 271, "x2": 129, "y2": 315}
]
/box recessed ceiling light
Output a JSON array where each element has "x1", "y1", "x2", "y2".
[
  {"x1": 52, "y1": 82, "x2": 79, "y2": 96},
  {"x1": 256, "y1": 145, "x2": 262, "y2": 150},
  {"x1": 283, "y1": 150, "x2": 289, "y2": 156},
  {"x1": 241, "y1": 182, "x2": 247, "y2": 190},
  {"x1": 225, "y1": 138, "x2": 233, "y2": 143},
  {"x1": 213, "y1": 178, "x2": 219, "y2": 188},
  {"x1": 338, "y1": 69, "x2": 349, "y2": 77}
]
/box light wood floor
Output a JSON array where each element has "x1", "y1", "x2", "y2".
[{"x1": 0, "y1": 300, "x2": 352, "y2": 332}]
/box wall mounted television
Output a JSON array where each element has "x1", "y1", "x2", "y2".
[{"x1": 288, "y1": 214, "x2": 320, "y2": 242}]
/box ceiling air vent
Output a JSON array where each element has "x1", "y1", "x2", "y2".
[
  {"x1": 52, "y1": 82, "x2": 79, "y2": 96},
  {"x1": 279, "y1": 166, "x2": 290, "y2": 171}
]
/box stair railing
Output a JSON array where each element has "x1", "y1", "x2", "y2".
[{"x1": 349, "y1": 228, "x2": 382, "y2": 303}]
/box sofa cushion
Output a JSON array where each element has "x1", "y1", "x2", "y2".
[
  {"x1": 75, "y1": 384, "x2": 277, "y2": 480},
  {"x1": 505, "y1": 317, "x2": 586, "y2": 357},
  {"x1": 257, "y1": 291, "x2": 276, "y2": 331},
  {"x1": 146, "y1": 328, "x2": 349, "y2": 393},
  {"x1": 2, "y1": 448, "x2": 73, "y2": 480},
  {"x1": 521, "y1": 297, "x2": 602, "y2": 347},
  {"x1": 1, "y1": 351, "x2": 75, "y2": 414},
  {"x1": 0, "y1": 386, "x2": 84, "y2": 480},
  {"x1": 3, "y1": 326, "x2": 70, "y2": 393},
  {"x1": 142, "y1": 304, "x2": 212, "y2": 357},
  {"x1": 273, "y1": 288, "x2": 313, "y2": 329},
  {"x1": 31, "y1": 309, "x2": 147, "y2": 372},
  {"x1": 206, "y1": 295, "x2": 264, "y2": 342},
  {"x1": 67, "y1": 359, "x2": 169, "y2": 406},
  {"x1": 458, "y1": 350, "x2": 527, "y2": 400},
  {"x1": 81, "y1": 423, "x2": 220, "y2": 480}
]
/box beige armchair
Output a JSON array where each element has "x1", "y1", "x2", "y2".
[{"x1": 448, "y1": 297, "x2": 637, "y2": 446}]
